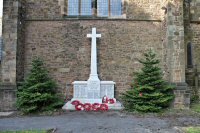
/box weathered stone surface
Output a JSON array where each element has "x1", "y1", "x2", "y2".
[
  {"x1": 191, "y1": 24, "x2": 200, "y2": 70},
  {"x1": 0, "y1": 17, "x2": 2, "y2": 36},
  {"x1": 0, "y1": 112, "x2": 14, "y2": 117},
  {"x1": 127, "y1": 0, "x2": 161, "y2": 20},
  {"x1": 1, "y1": 0, "x2": 19, "y2": 84},
  {"x1": 2, "y1": 0, "x2": 200, "y2": 110},
  {"x1": 174, "y1": 88, "x2": 190, "y2": 109},
  {"x1": 25, "y1": 0, "x2": 162, "y2": 20},
  {"x1": 0, "y1": 0, "x2": 25, "y2": 111},
  {"x1": 166, "y1": 0, "x2": 185, "y2": 83},
  {"x1": 25, "y1": 0, "x2": 61, "y2": 19},
  {"x1": 23, "y1": 20, "x2": 164, "y2": 99},
  {"x1": 190, "y1": 0, "x2": 200, "y2": 22},
  {"x1": 0, "y1": 84, "x2": 16, "y2": 111}
]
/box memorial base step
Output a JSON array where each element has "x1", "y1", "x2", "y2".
[{"x1": 62, "y1": 101, "x2": 123, "y2": 110}]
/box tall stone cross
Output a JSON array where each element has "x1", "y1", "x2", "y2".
[
  {"x1": 87, "y1": 28, "x2": 101, "y2": 99},
  {"x1": 87, "y1": 27, "x2": 101, "y2": 80}
]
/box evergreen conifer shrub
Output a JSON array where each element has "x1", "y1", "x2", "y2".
[
  {"x1": 17, "y1": 57, "x2": 63, "y2": 113},
  {"x1": 122, "y1": 50, "x2": 175, "y2": 112}
]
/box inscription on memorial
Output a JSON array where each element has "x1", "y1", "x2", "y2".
[
  {"x1": 101, "y1": 84, "x2": 114, "y2": 98},
  {"x1": 74, "y1": 84, "x2": 87, "y2": 98},
  {"x1": 87, "y1": 90, "x2": 100, "y2": 99},
  {"x1": 88, "y1": 80, "x2": 100, "y2": 90}
]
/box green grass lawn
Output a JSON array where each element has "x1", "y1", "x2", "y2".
[
  {"x1": 191, "y1": 103, "x2": 200, "y2": 113},
  {"x1": 182, "y1": 127, "x2": 200, "y2": 133},
  {"x1": 0, "y1": 129, "x2": 52, "y2": 133}
]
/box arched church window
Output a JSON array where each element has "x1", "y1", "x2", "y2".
[
  {"x1": 67, "y1": 0, "x2": 122, "y2": 17},
  {"x1": 187, "y1": 42, "x2": 193, "y2": 68}
]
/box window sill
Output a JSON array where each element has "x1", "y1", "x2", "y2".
[{"x1": 64, "y1": 14, "x2": 126, "y2": 19}]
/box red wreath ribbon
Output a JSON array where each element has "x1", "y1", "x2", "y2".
[
  {"x1": 139, "y1": 92, "x2": 143, "y2": 97},
  {"x1": 83, "y1": 103, "x2": 92, "y2": 111},
  {"x1": 72, "y1": 97, "x2": 111, "y2": 111},
  {"x1": 75, "y1": 103, "x2": 84, "y2": 111},
  {"x1": 92, "y1": 103, "x2": 100, "y2": 111},
  {"x1": 102, "y1": 96, "x2": 109, "y2": 103},
  {"x1": 71, "y1": 100, "x2": 80, "y2": 106},
  {"x1": 100, "y1": 104, "x2": 108, "y2": 111},
  {"x1": 108, "y1": 98, "x2": 115, "y2": 104}
]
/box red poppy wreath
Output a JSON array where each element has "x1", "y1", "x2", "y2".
[
  {"x1": 75, "y1": 103, "x2": 84, "y2": 111},
  {"x1": 83, "y1": 103, "x2": 92, "y2": 111},
  {"x1": 108, "y1": 98, "x2": 115, "y2": 104},
  {"x1": 92, "y1": 103, "x2": 100, "y2": 111},
  {"x1": 100, "y1": 103, "x2": 108, "y2": 111},
  {"x1": 71, "y1": 100, "x2": 80, "y2": 106}
]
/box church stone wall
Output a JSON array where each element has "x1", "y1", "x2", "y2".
[
  {"x1": 22, "y1": 0, "x2": 166, "y2": 99},
  {"x1": 190, "y1": 0, "x2": 200, "y2": 22},
  {"x1": 185, "y1": 0, "x2": 200, "y2": 103},
  {"x1": 25, "y1": 0, "x2": 162, "y2": 20},
  {"x1": 166, "y1": 0, "x2": 190, "y2": 109},
  {"x1": 0, "y1": 17, "x2": 2, "y2": 36},
  {"x1": 0, "y1": 84, "x2": 16, "y2": 111},
  {"x1": 191, "y1": 24, "x2": 200, "y2": 68},
  {"x1": 0, "y1": 0, "x2": 19, "y2": 111},
  {"x1": 24, "y1": 20, "x2": 164, "y2": 99},
  {"x1": 17, "y1": 0, "x2": 26, "y2": 82},
  {"x1": 1, "y1": 0, "x2": 194, "y2": 110},
  {"x1": 25, "y1": 0, "x2": 61, "y2": 19},
  {"x1": 126, "y1": 0, "x2": 162, "y2": 20},
  {"x1": 1, "y1": 0, "x2": 18, "y2": 84}
]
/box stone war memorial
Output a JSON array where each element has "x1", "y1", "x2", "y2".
[
  {"x1": 1, "y1": 0, "x2": 200, "y2": 111},
  {"x1": 63, "y1": 27, "x2": 122, "y2": 110}
]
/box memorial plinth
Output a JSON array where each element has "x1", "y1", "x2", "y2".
[
  {"x1": 72, "y1": 81, "x2": 115, "y2": 103},
  {"x1": 62, "y1": 28, "x2": 123, "y2": 110}
]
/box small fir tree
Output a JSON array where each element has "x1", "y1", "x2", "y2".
[
  {"x1": 17, "y1": 57, "x2": 63, "y2": 113},
  {"x1": 122, "y1": 50, "x2": 175, "y2": 112}
]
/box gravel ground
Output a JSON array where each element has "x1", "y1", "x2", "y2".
[{"x1": 0, "y1": 111, "x2": 200, "y2": 133}]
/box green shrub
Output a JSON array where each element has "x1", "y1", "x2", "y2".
[
  {"x1": 191, "y1": 94, "x2": 199, "y2": 104},
  {"x1": 191, "y1": 103, "x2": 200, "y2": 113},
  {"x1": 122, "y1": 50, "x2": 175, "y2": 112},
  {"x1": 182, "y1": 127, "x2": 200, "y2": 133},
  {"x1": 16, "y1": 57, "x2": 63, "y2": 113}
]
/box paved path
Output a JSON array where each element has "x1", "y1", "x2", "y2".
[{"x1": 0, "y1": 111, "x2": 199, "y2": 133}]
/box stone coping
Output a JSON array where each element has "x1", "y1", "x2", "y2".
[
  {"x1": 62, "y1": 101, "x2": 123, "y2": 110},
  {"x1": 0, "y1": 84, "x2": 16, "y2": 90},
  {"x1": 0, "y1": 112, "x2": 14, "y2": 117},
  {"x1": 25, "y1": 18, "x2": 162, "y2": 22},
  {"x1": 73, "y1": 81, "x2": 115, "y2": 84},
  {"x1": 172, "y1": 82, "x2": 188, "y2": 90}
]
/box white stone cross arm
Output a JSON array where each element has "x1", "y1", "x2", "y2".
[{"x1": 87, "y1": 28, "x2": 101, "y2": 39}]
